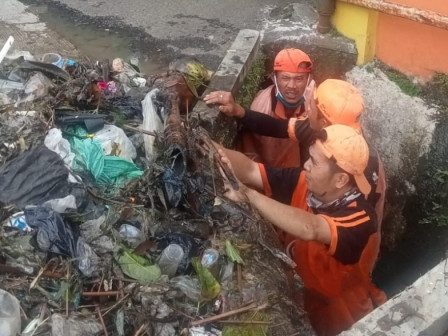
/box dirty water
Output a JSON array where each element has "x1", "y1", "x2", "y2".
[{"x1": 29, "y1": 4, "x2": 168, "y2": 75}]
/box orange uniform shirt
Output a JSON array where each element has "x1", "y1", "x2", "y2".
[
  {"x1": 237, "y1": 82, "x2": 314, "y2": 167},
  {"x1": 259, "y1": 164, "x2": 387, "y2": 336}
]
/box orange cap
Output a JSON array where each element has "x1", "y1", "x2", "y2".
[
  {"x1": 314, "y1": 124, "x2": 371, "y2": 196},
  {"x1": 273, "y1": 48, "x2": 312, "y2": 73},
  {"x1": 314, "y1": 79, "x2": 364, "y2": 131}
]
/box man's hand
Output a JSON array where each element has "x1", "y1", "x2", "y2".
[
  {"x1": 218, "y1": 149, "x2": 249, "y2": 203},
  {"x1": 203, "y1": 91, "x2": 246, "y2": 118}
]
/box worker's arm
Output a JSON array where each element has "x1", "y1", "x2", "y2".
[
  {"x1": 210, "y1": 144, "x2": 263, "y2": 191},
  {"x1": 246, "y1": 187, "x2": 331, "y2": 244},
  {"x1": 218, "y1": 152, "x2": 330, "y2": 244},
  {"x1": 203, "y1": 91, "x2": 313, "y2": 141}
]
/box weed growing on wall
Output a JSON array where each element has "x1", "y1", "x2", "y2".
[{"x1": 236, "y1": 54, "x2": 267, "y2": 108}]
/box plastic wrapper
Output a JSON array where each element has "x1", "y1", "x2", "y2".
[
  {"x1": 93, "y1": 125, "x2": 137, "y2": 161},
  {"x1": 19, "y1": 72, "x2": 53, "y2": 103},
  {"x1": 119, "y1": 223, "x2": 145, "y2": 247},
  {"x1": 170, "y1": 275, "x2": 201, "y2": 302},
  {"x1": 0, "y1": 289, "x2": 21, "y2": 336},
  {"x1": 51, "y1": 313, "x2": 102, "y2": 336}
]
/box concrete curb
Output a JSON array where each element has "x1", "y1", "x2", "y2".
[
  {"x1": 342, "y1": 258, "x2": 448, "y2": 335},
  {"x1": 191, "y1": 29, "x2": 260, "y2": 146}
]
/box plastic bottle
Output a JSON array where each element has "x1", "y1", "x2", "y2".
[
  {"x1": 0, "y1": 289, "x2": 21, "y2": 336},
  {"x1": 201, "y1": 248, "x2": 220, "y2": 278},
  {"x1": 158, "y1": 244, "x2": 184, "y2": 277}
]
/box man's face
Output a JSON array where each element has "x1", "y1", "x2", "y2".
[
  {"x1": 275, "y1": 71, "x2": 309, "y2": 104},
  {"x1": 303, "y1": 143, "x2": 338, "y2": 199}
]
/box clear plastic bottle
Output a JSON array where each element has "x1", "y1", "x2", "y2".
[
  {"x1": 201, "y1": 248, "x2": 220, "y2": 279},
  {"x1": 158, "y1": 244, "x2": 184, "y2": 277}
]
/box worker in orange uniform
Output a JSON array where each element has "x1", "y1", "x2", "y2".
[
  {"x1": 205, "y1": 79, "x2": 386, "y2": 227},
  {"x1": 237, "y1": 48, "x2": 316, "y2": 167},
  {"x1": 213, "y1": 125, "x2": 387, "y2": 336}
]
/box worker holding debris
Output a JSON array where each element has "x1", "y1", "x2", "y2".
[
  {"x1": 204, "y1": 79, "x2": 386, "y2": 227},
  {"x1": 234, "y1": 48, "x2": 316, "y2": 167},
  {"x1": 213, "y1": 124, "x2": 387, "y2": 336}
]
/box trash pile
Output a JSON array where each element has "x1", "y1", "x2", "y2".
[{"x1": 0, "y1": 43, "x2": 313, "y2": 336}]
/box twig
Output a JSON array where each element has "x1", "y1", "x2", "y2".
[
  {"x1": 237, "y1": 263, "x2": 243, "y2": 303},
  {"x1": 287, "y1": 332, "x2": 302, "y2": 336},
  {"x1": 122, "y1": 124, "x2": 156, "y2": 137},
  {"x1": 65, "y1": 264, "x2": 70, "y2": 318},
  {"x1": 101, "y1": 293, "x2": 130, "y2": 317},
  {"x1": 190, "y1": 302, "x2": 268, "y2": 327},
  {"x1": 30, "y1": 265, "x2": 48, "y2": 289},
  {"x1": 168, "y1": 305, "x2": 195, "y2": 320},
  {"x1": 134, "y1": 323, "x2": 149, "y2": 336},
  {"x1": 83, "y1": 291, "x2": 120, "y2": 297},
  {"x1": 97, "y1": 305, "x2": 109, "y2": 336}
]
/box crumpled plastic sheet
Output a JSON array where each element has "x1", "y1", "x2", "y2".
[
  {"x1": 80, "y1": 215, "x2": 115, "y2": 253},
  {"x1": 0, "y1": 146, "x2": 78, "y2": 208},
  {"x1": 0, "y1": 289, "x2": 21, "y2": 336},
  {"x1": 25, "y1": 206, "x2": 99, "y2": 276},
  {"x1": 51, "y1": 313, "x2": 102, "y2": 336}
]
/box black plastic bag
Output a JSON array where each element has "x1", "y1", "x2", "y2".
[
  {"x1": 25, "y1": 206, "x2": 77, "y2": 258},
  {"x1": 0, "y1": 146, "x2": 73, "y2": 208},
  {"x1": 25, "y1": 206, "x2": 98, "y2": 276}
]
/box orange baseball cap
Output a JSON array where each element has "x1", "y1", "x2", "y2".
[
  {"x1": 314, "y1": 79, "x2": 364, "y2": 131},
  {"x1": 273, "y1": 48, "x2": 312, "y2": 73},
  {"x1": 314, "y1": 124, "x2": 371, "y2": 196}
]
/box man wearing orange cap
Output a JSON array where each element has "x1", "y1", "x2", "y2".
[
  {"x1": 205, "y1": 79, "x2": 386, "y2": 226},
  {"x1": 214, "y1": 124, "x2": 387, "y2": 336},
  {"x1": 236, "y1": 48, "x2": 315, "y2": 167}
]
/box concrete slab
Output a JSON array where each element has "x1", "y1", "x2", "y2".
[
  {"x1": 341, "y1": 258, "x2": 448, "y2": 335},
  {"x1": 191, "y1": 29, "x2": 260, "y2": 146}
]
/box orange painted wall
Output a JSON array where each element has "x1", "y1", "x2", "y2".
[{"x1": 375, "y1": 0, "x2": 448, "y2": 78}]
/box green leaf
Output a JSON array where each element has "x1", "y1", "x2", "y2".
[
  {"x1": 192, "y1": 257, "x2": 221, "y2": 300},
  {"x1": 116, "y1": 246, "x2": 161, "y2": 285},
  {"x1": 226, "y1": 240, "x2": 244, "y2": 265}
]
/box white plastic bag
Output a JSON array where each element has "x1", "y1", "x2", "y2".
[
  {"x1": 142, "y1": 88, "x2": 164, "y2": 161},
  {"x1": 92, "y1": 125, "x2": 137, "y2": 161},
  {"x1": 44, "y1": 128, "x2": 75, "y2": 167},
  {"x1": 0, "y1": 289, "x2": 21, "y2": 336},
  {"x1": 42, "y1": 195, "x2": 77, "y2": 213}
]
